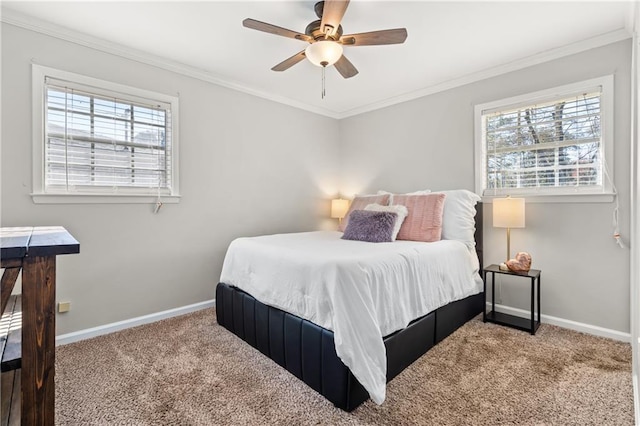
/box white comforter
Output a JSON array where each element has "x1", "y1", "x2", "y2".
[{"x1": 219, "y1": 231, "x2": 482, "y2": 405}]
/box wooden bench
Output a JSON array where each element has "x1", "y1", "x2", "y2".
[
  {"x1": 2, "y1": 295, "x2": 22, "y2": 372},
  {"x1": 0, "y1": 227, "x2": 79, "y2": 425},
  {"x1": 2, "y1": 295, "x2": 22, "y2": 425}
]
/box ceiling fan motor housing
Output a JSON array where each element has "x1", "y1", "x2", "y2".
[
  {"x1": 314, "y1": 1, "x2": 325, "y2": 18},
  {"x1": 305, "y1": 20, "x2": 343, "y2": 41}
]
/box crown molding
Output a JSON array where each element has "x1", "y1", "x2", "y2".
[
  {"x1": 338, "y1": 27, "x2": 632, "y2": 119},
  {"x1": 0, "y1": 8, "x2": 341, "y2": 119},
  {"x1": 1, "y1": 7, "x2": 632, "y2": 121}
]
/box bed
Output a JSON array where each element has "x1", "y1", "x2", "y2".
[{"x1": 216, "y1": 192, "x2": 483, "y2": 411}]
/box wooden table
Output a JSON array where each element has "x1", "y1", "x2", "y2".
[{"x1": 1, "y1": 227, "x2": 79, "y2": 425}]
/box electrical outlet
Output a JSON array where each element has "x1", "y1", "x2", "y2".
[{"x1": 58, "y1": 301, "x2": 71, "y2": 313}]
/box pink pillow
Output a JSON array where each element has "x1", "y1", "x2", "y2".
[
  {"x1": 392, "y1": 193, "x2": 446, "y2": 242},
  {"x1": 339, "y1": 194, "x2": 390, "y2": 232}
]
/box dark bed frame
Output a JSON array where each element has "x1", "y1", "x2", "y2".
[{"x1": 216, "y1": 203, "x2": 483, "y2": 411}]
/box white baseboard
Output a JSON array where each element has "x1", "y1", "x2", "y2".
[
  {"x1": 487, "y1": 303, "x2": 631, "y2": 342},
  {"x1": 56, "y1": 299, "x2": 215, "y2": 346},
  {"x1": 56, "y1": 299, "x2": 629, "y2": 345}
]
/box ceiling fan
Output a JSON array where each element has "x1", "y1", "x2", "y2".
[{"x1": 242, "y1": 0, "x2": 408, "y2": 79}]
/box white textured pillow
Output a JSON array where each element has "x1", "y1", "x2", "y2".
[
  {"x1": 404, "y1": 190, "x2": 431, "y2": 194},
  {"x1": 430, "y1": 189, "x2": 481, "y2": 247},
  {"x1": 364, "y1": 203, "x2": 408, "y2": 241},
  {"x1": 381, "y1": 189, "x2": 431, "y2": 204}
]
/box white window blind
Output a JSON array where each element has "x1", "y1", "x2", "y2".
[
  {"x1": 44, "y1": 77, "x2": 173, "y2": 194},
  {"x1": 475, "y1": 76, "x2": 613, "y2": 199}
]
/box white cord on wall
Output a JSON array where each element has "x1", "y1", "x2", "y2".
[
  {"x1": 154, "y1": 195, "x2": 163, "y2": 214},
  {"x1": 603, "y1": 158, "x2": 625, "y2": 248}
]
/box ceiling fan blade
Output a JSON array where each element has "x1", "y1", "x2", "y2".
[
  {"x1": 320, "y1": 0, "x2": 350, "y2": 37},
  {"x1": 340, "y1": 28, "x2": 408, "y2": 46},
  {"x1": 334, "y1": 55, "x2": 358, "y2": 79},
  {"x1": 271, "y1": 50, "x2": 307, "y2": 72},
  {"x1": 243, "y1": 18, "x2": 312, "y2": 43}
]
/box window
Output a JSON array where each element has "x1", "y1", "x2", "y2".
[
  {"x1": 474, "y1": 76, "x2": 613, "y2": 200},
  {"x1": 32, "y1": 65, "x2": 179, "y2": 203}
]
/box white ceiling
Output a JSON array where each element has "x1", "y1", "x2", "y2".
[{"x1": 1, "y1": 1, "x2": 634, "y2": 118}]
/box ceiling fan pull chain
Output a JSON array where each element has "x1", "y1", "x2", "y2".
[{"x1": 322, "y1": 66, "x2": 326, "y2": 99}]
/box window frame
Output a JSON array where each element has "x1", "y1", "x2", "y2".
[
  {"x1": 31, "y1": 64, "x2": 180, "y2": 204},
  {"x1": 474, "y1": 75, "x2": 614, "y2": 203}
]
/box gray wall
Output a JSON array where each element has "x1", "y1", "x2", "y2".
[
  {"x1": 2, "y1": 22, "x2": 632, "y2": 336},
  {"x1": 340, "y1": 40, "x2": 632, "y2": 333},
  {"x1": 1, "y1": 23, "x2": 340, "y2": 334}
]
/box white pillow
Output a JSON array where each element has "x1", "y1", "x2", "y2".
[
  {"x1": 430, "y1": 190, "x2": 481, "y2": 247},
  {"x1": 379, "y1": 189, "x2": 431, "y2": 204},
  {"x1": 364, "y1": 203, "x2": 408, "y2": 241},
  {"x1": 404, "y1": 190, "x2": 431, "y2": 194}
]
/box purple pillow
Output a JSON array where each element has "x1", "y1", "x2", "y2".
[{"x1": 342, "y1": 210, "x2": 398, "y2": 243}]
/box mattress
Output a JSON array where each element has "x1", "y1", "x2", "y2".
[{"x1": 220, "y1": 230, "x2": 482, "y2": 404}]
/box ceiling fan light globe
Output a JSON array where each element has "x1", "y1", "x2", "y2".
[{"x1": 305, "y1": 40, "x2": 343, "y2": 67}]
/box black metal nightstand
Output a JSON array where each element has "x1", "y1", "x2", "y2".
[{"x1": 483, "y1": 264, "x2": 541, "y2": 335}]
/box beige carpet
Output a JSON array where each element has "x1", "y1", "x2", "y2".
[{"x1": 55, "y1": 309, "x2": 633, "y2": 425}]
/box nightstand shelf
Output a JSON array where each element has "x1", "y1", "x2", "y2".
[{"x1": 483, "y1": 264, "x2": 541, "y2": 335}]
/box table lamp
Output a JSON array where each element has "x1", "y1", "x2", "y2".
[
  {"x1": 331, "y1": 198, "x2": 350, "y2": 225},
  {"x1": 493, "y1": 196, "x2": 525, "y2": 267}
]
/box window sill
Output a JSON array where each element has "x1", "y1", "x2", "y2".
[
  {"x1": 31, "y1": 193, "x2": 181, "y2": 204},
  {"x1": 481, "y1": 193, "x2": 615, "y2": 204}
]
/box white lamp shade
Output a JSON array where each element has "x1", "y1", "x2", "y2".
[
  {"x1": 493, "y1": 197, "x2": 525, "y2": 228},
  {"x1": 305, "y1": 41, "x2": 343, "y2": 67},
  {"x1": 331, "y1": 198, "x2": 350, "y2": 219}
]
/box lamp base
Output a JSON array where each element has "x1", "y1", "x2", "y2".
[{"x1": 499, "y1": 262, "x2": 509, "y2": 271}]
